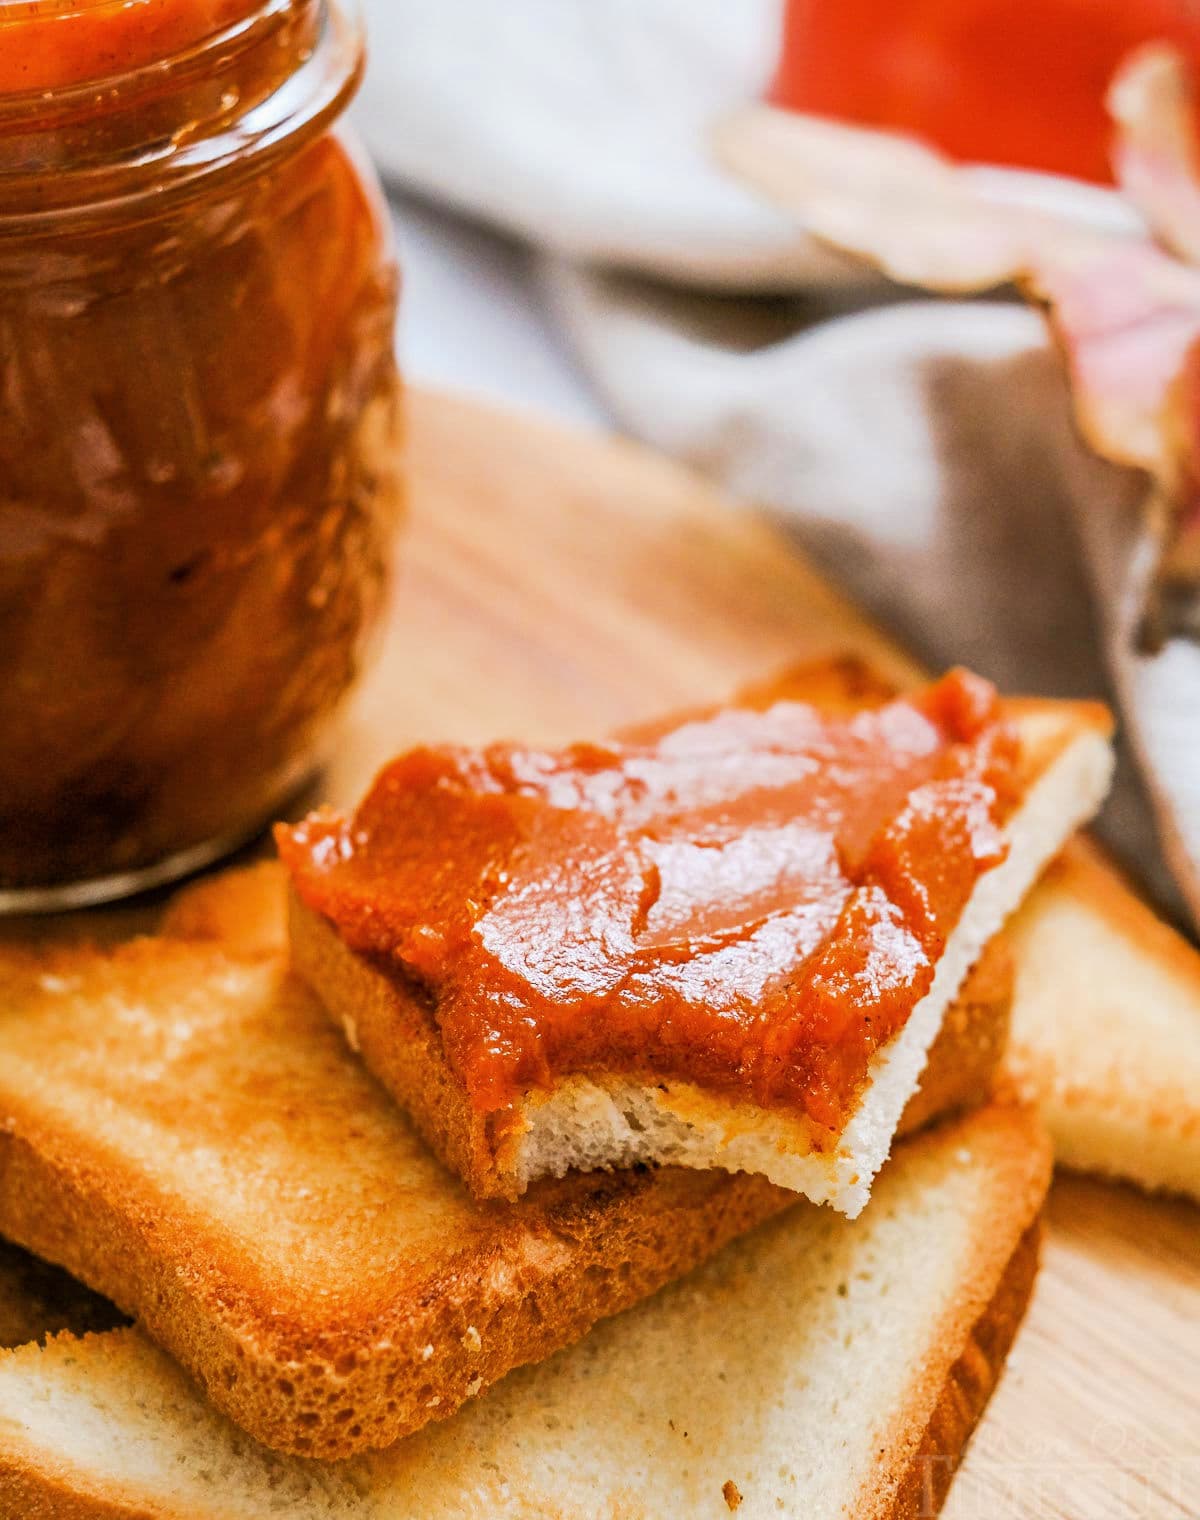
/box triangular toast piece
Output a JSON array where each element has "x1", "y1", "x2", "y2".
[
  {"x1": 170, "y1": 836, "x2": 1200, "y2": 1204},
  {"x1": 281, "y1": 670, "x2": 1111, "y2": 1211},
  {"x1": 1010, "y1": 839, "x2": 1200, "y2": 1201}
]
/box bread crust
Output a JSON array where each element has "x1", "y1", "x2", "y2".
[
  {"x1": 0, "y1": 1102, "x2": 789, "y2": 1461},
  {"x1": 0, "y1": 1191, "x2": 1045, "y2": 1520},
  {"x1": 884, "y1": 1221, "x2": 1039, "y2": 1520},
  {"x1": 289, "y1": 890, "x2": 1014, "y2": 1201},
  {"x1": 0, "y1": 1461, "x2": 164, "y2": 1520},
  {"x1": 289, "y1": 888, "x2": 502, "y2": 1200},
  {"x1": 859, "y1": 1094, "x2": 1053, "y2": 1520}
]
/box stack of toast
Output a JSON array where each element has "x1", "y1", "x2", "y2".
[{"x1": 0, "y1": 659, "x2": 1198, "y2": 1518}]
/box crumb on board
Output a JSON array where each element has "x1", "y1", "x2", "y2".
[{"x1": 722, "y1": 1479, "x2": 743, "y2": 1511}]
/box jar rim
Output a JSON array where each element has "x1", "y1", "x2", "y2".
[{"x1": 0, "y1": 0, "x2": 364, "y2": 224}]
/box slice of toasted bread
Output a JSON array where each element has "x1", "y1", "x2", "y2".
[
  {"x1": 170, "y1": 830, "x2": 1200, "y2": 1205},
  {"x1": 0, "y1": 861, "x2": 1008, "y2": 1462},
  {"x1": 0, "y1": 935, "x2": 784, "y2": 1461},
  {"x1": 159, "y1": 860, "x2": 287, "y2": 958},
  {"x1": 0, "y1": 1098, "x2": 1051, "y2": 1520},
  {"x1": 1008, "y1": 838, "x2": 1200, "y2": 1201},
  {"x1": 287, "y1": 686, "x2": 1111, "y2": 1213},
  {"x1": 170, "y1": 859, "x2": 1013, "y2": 1145}
]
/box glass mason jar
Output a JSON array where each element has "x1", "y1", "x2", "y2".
[{"x1": 0, "y1": 0, "x2": 402, "y2": 910}]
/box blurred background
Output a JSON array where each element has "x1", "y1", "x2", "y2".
[{"x1": 351, "y1": 0, "x2": 1200, "y2": 926}]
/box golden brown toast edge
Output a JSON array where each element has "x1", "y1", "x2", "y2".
[
  {"x1": 0, "y1": 1096, "x2": 1052, "y2": 1520},
  {"x1": 883, "y1": 1221, "x2": 1040, "y2": 1520},
  {"x1": 0, "y1": 1225, "x2": 1041, "y2": 1520},
  {"x1": 869, "y1": 1094, "x2": 1053, "y2": 1520}
]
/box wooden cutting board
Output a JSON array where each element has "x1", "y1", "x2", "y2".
[
  {"x1": 35, "y1": 387, "x2": 1200, "y2": 1515},
  {"x1": 360, "y1": 389, "x2": 1200, "y2": 1520}
]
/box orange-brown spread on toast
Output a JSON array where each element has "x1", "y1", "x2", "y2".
[{"x1": 278, "y1": 668, "x2": 1018, "y2": 1132}]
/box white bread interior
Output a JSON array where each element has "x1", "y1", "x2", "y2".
[{"x1": 508, "y1": 713, "x2": 1114, "y2": 1216}]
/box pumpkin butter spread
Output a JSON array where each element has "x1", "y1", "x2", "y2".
[{"x1": 278, "y1": 669, "x2": 1019, "y2": 1135}]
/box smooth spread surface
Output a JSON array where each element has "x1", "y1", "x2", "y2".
[{"x1": 281, "y1": 670, "x2": 1017, "y2": 1133}]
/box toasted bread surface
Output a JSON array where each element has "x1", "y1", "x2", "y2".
[
  {"x1": 1009, "y1": 838, "x2": 1200, "y2": 1201},
  {"x1": 287, "y1": 678, "x2": 1110, "y2": 1207},
  {"x1": 0, "y1": 928, "x2": 794, "y2": 1460},
  {"x1": 0, "y1": 1099, "x2": 1050, "y2": 1520}
]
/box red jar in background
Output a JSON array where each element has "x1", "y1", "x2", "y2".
[
  {"x1": 773, "y1": 0, "x2": 1200, "y2": 184},
  {"x1": 0, "y1": 0, "x2": 402, "y2": 908}
]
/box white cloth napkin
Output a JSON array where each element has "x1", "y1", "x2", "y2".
[
  {"x1": 354, "y1": 0, "x2": 858, "y2": 288},
  {"x1": 357, "y1": 0, "x2": 1199, "y2": 929}
]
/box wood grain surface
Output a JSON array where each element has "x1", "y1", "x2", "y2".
[
  {"x1": 371, "y1": 390, "x2": 1200, "y2": 1520},
  {"x1": 19, "y1": 387, "x2": 1200, "y2": 1515}
]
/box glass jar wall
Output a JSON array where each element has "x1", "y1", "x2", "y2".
[{"x1": 0, "y1": 0, "x2": 402, "y2": 907}]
